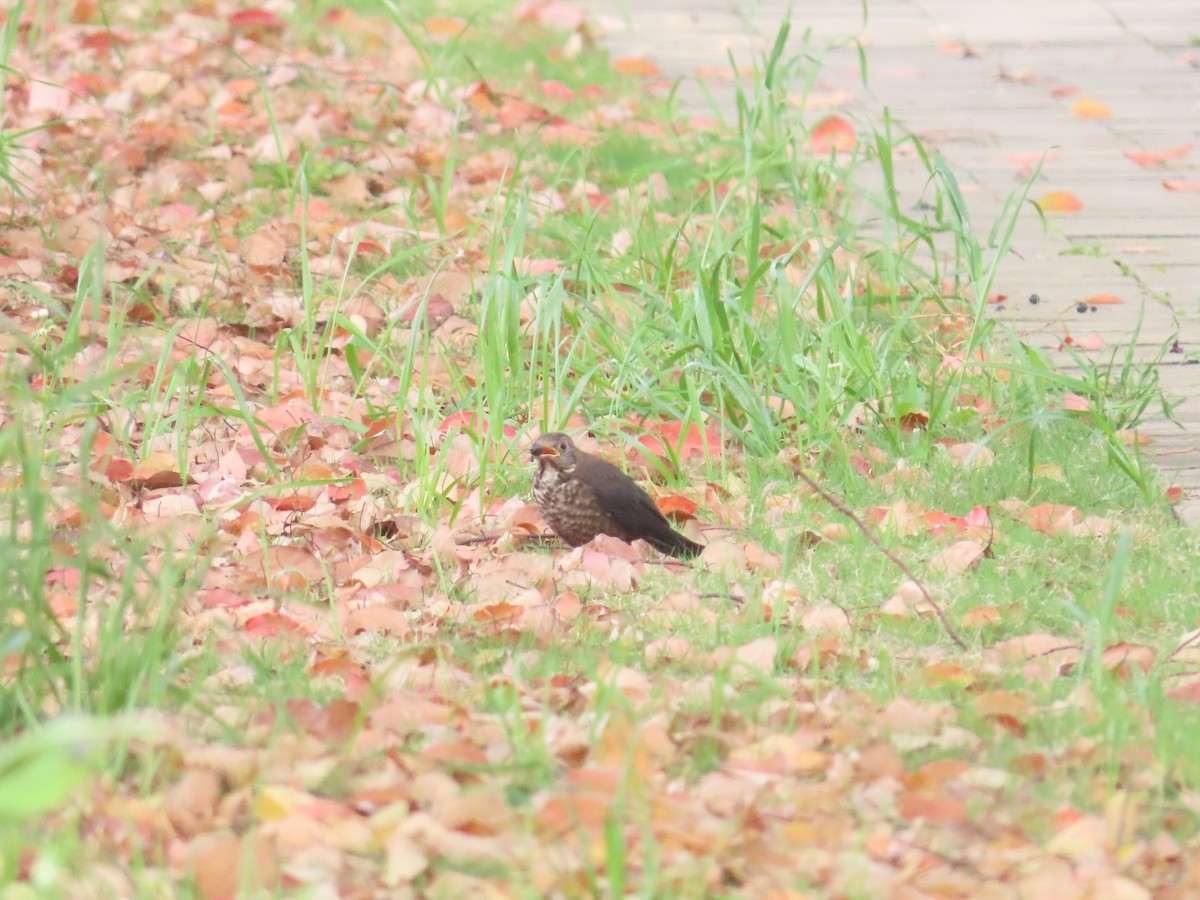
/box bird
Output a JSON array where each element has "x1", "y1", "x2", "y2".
[{"x1": 530, "y1": 432, "x2": 703, "y2": 559}]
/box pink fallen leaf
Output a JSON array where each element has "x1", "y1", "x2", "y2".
[
  {"x1": 244, "y1": 613, "x2": 306, "y2": 637},
  {"x1": 240, "y1": 228, "x2": 286, "y2": 268},
  {"x1": 1167, "y1": 680, "x2": 1200, "y2": 704},
  {"x1": 808, "y1": 115, "x2": 856, "y2": 154},
  {"x1": 1100, "y1": 641, "x2": 1155, "y2": 677},
  {"x1": 229, "y1": 8, "x2": 285, "y2": 28},
  {"x1": 929, "y1": 540, "x2": 986, "y2": 576},
  {"x1": 1163, "y1": 180, "x2": 1200, "y2": 192},
  {"x1": 1063, "y1": 391, "x2": 1090, "y2": 411},
  {"x1": 636, "y1": 421, "x2": 722, "y2": 464},
  {"x1": 1123, "y1": 143, "x2": 1191, "y2": 166}
]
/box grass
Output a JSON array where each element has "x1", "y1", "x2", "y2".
[{"x1": 1, "y1": 0, "x2": 1198, "y2": 893}]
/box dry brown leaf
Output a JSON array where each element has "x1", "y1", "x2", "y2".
[
  {"x1": 240, "y1": 227, "x2": 287, "y2": 268},
  {"x1": 929, "y1": 540, "x2": 986, "y2": 576}
]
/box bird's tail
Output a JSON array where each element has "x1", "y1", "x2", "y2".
[{"x1": 651, "y1": 531, "x2": 704, "y2": 559}]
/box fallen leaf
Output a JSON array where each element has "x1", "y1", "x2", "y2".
[
  {"x1": 929, "y1": 540, "x2": 986, "y2": 576},
  {"x1": 733, "y1": 637, "x2": 777, "y2": 674},
  {"x1": 1072, "y1": 332, "x2": 1107, "y2": 351},
  {"x1": 229, "y1": 8, "x2": 285, "y2": 29},
  {"x1": 1163, "y1": 180, "x2": 1200, "y2": 192},
  {"x1": 962, "y1": 605, "x2": 1001, "y2": 627},
  {"x1": 1069, "y1": 97, "x2": 1111, "y2": 118},
  {"x1": 1036, "y1": 191, "x2": 1083, "y2": 212},
  {"x1": 1062, "y1": 391, "x2": 1090, "y2": 412},
  {"x1": 656, "y1": 494, "x2": 697, "y2": 521},
  {"x1": 612, "y1": 57, "x2": 661, "y2": 77},
  {"x1": 1123, "y1": 143, "x2": 1191, "y2": 166},
  {"x1": 1086, "y1": 293, "x2": 1123, "y2": 305},
  {"x1": 1167, "y1": 679, "x2": 1200, "y2": 704},
  {"x1": 424, "y1": 16, "x2": 467, "y2": 37},
  {"x1": 809, "y1": 115, "x2": 856, "y2": 154},
  {"x1": 240, "y1": 228, "x2": 287, "y2": 268},
  {"x1": 1100, "y1": 641, "x2": 1155, "y2": 677},
  {"x1": 922, "y1": 662, "x2": 975, "y2": 688},
  {"x1": 897, "y1": 790, "x2": 966, "y2": 823},
  {"x1": 243, "y1": 613, "x2": 306, "y2": 637}
]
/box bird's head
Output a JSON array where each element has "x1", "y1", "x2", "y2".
[{"x1": 530, "y1": 432, "x2": 578, "y2": 473}]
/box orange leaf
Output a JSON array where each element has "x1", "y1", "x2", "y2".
[
  {"x1": 216, "y1": 100, "x2": 250, "y2": 119},
  {"x1": 974, "y1": 690, "x2": 1029, "y2": 718},
  {"x1": 262, "y1": 494, "x2": 315, "y2": 512},
  {"x1": 1123, "y1": 143, "x2": 1192, "y2": 166},
  {"x1": 1163, "y1": 180, "x2": 1200, "y2": 192},
  {"x1": 1036, "y1": 191, "x2": 1083, "y2": 212},
  {"x1": 656, "y1": 494, "x2": 697, "y2": 521},
  {"x1": 897, "y1": 790, "x2": 966, "y2": 824},
  {"x1": 809, "y1": 115, "x2": 856, "y2": 154},
  {"x1": 475, "y1": 602, "x2": 523, "y2": 626},
  {"x1": 424, "y1": 16, "x2": 467, "y2": 37},
  {"x1": 1049, "y1": 85, "x2": 1079, "y2": 98},
  {"x1": 1069, "y1": 97, "x2": 1110, "y2": 118},
  {"x1": 612, "y1": 57, "x2": 661, "y2": 77},
  {"x1": 1166, "y1": 486, "x2": 1186, "y2": 505},
  {"x1": 1086, "y1": 293, "x2": 1123, "y2": 305},
  {"x1": 244, "y1": 613, "x2": 305, "y2": 637},
  {"x1": 921, "y1": 662, "x2": 974, "y2": 688},
  {"x1": 496, "y1": 99, "x2": 550, "y2": 129},
  {"x1": 963, "y1": 605, "x2": 1001, "y2": 627},
  {"x1": 105, "y1": 458, "x2": 134, "y2": 482}
]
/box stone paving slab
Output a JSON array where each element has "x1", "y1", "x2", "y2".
[{"x1": 585, "y1": 0, "x2": 1200, "y2": 521}]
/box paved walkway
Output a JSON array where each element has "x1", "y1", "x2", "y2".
[{"x1": 584, "y1": 0, "x2": 1200, "y2": 522}]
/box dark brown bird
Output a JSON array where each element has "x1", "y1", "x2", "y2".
[{"x1": 530, "y1": 432, "x2": 703, "y2": 559}]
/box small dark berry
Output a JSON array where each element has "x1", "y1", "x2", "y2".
[
  {"x1": 1076, "y1": 301, "x2": 1088, "y2": 314},
  {"x1": 1028, "y1": 293, "x2": 1040, "y2": 305}
]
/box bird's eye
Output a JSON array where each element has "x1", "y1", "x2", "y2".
[{"x1": 559, "y1": 441, "x2": 567, "y2": 450}]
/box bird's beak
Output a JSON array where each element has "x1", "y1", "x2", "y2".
[{"x1": 530, "y1": 444, "x2": 558, "y2": 459}]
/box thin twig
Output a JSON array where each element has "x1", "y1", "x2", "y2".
[
  {"x1": 795, "y1": 469, "x2": 969, "y2": 650},
  {"x1": 1166, "y1": 628, "x2": 1200, "y2": 663}
]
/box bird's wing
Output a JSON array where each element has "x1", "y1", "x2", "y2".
[
  {"x1": 582, "y1": 457, "x2": 698, "y2": 556},
  {"x1": 582, "y1": 457, "x2": 668, "y2": 522}
]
